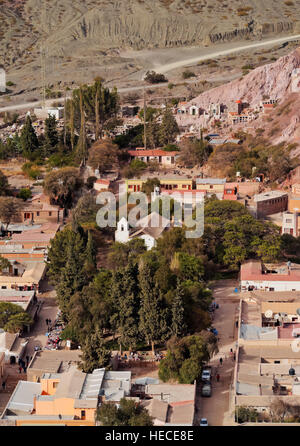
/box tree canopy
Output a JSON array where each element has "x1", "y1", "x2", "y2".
[{"x1": 97, "y1": 398, "x2": 153, "y2": 426}]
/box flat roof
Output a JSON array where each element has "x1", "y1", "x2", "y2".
[
  {"x1": 4, "y1": 381, "x2": 41, "y2": 414},
  {"x1": 241, "y1": 260, "x2": 300, "y2": 282},
  {"x1": 145, "y1": 383, "x2": 195, "y2": 403},
  {"x1": 196, "y1": 178, "x2": 226, "y2": 185},
  {"x1": 254, "y1": 190, "x2": 288, "y2": 202},
  {"x1": 28, "y1": 349, "x2": 81, "y2": 373}
]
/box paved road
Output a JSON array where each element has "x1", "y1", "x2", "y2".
[
  {"x1": 1, "y1": 34, "x2": 300, "y2": 113},
  {"x1": 195, "y1": 279, "x2": 240, "y2": 426}
]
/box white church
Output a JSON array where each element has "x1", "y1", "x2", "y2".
[{"x1": 115, "y1": 212, "x2": 170, "y2": 251}]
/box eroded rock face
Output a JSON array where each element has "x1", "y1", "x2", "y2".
[
  {"x1": 2, "y1": 0, "x2": 300, "y2": 67},
  {"x1": 185, "y1": 48, "x2": 300, "y2": 109}
]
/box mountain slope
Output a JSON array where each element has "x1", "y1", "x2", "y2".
[{"x1": 2, "y1": 0, "x2": 300, "y2": 68}]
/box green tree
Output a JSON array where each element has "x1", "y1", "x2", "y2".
[
  {"x1": 158, "y1": 333, "x2": 217, "y2": 384},
  {"x1": 0, "y1": 302, "x2": 33, "y2": 333},
  {"x1": 88, "y1": 139, "x2": 119, "y2": 174},
  {"x1": 97, "y1": 398, "x2": 153, "y2": 426},
  {"x1": 0, "y1": 255, "x2": 10, "y2": 273},
  {"x1": 138, "y1": 262, "x2": 168, "y2": 354},
  {"x1": 43, "y1": 114, "x2": 58, "y2": 157},
  {"x1": 79, "y1": 329, "x2": 111, "y2": 373},
  {"x1": 72, "y1": 193, "x2": 99, "y2": 225},
  {"x1": 0, "y1": 170, "x2": 9, "y2": 195},
  {"x1": 55, "y1": 229, "x2": 87, "y2": 320},
  {"x1": 17, "y1": 188, "x2": 32, "y2": 201},
  {"x1": 112, "y1": 263, "x2": 140, "y2": 352},
  {"x1": 107, "y1": 239, "x2": 147, "y2": 270},
  {"x1": 20, "y1": 115, "x2": 39, "y2": 160},
  {"x1": 171, "y1": 282, "x2": 187, "y2": 338},
  {"x1": 75, "y1": 86, "x2": 88, "y2": 165},
  {"x1": 179, "y1": 137, "x2": 213, "y2": 167},
  {"x1": 0, "y1": 197, "x2": 23, "y2": 229},
  {"x1": 83, "y1": 230, "x2": 97, "y2": 276},
  {"x1": 4, "y1": 312, "x2": 33, "y2": 333},
  {"x1": 235, "y1": 406, "x2": 259, "y2": 423},
  {"x1": 141, "y1": 178, "x2": 160, "y2": 197},
  {"x1": 159, "y1": 106, "x2": 179, "y2": 146},
  {"x1": 43, "y1": 167, "x2": 82, "y2": 208}
]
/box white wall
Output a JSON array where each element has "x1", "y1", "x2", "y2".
[
  {"x1": 0, "y1": 69, "x2": 6, "y2": 93},
  {"x1": 139, "y1": 234, "x2": 156, "y2": 251},
  {"x1": 241, "y1": 280, "x2": 300, "y2": 292}
]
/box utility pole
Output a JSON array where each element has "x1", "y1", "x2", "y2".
[
  {"x1": 143, "y1": 87, "x2": 147, "y2": 149},
  {"x1": 40, "y1": 0, "x2": 47, "y2": 109}
]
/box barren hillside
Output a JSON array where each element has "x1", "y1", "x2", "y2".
[
  {"x1": 1, "y1": 0, "x2": 300, "y2": 69},
  {"x1": 181, "y1": 47, "x2": 300, "y2": 146}
]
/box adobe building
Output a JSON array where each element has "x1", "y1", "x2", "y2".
[
  {"x1": 253, "y1": 191, "x2": 288, "y2": 219},
  {"x1": 128, "y1": 149, "x2": 179, "y2": 167}
]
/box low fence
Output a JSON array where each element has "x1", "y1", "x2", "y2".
[{"x1": 117, "y1": 360, "x2": 158, "y2": 370}]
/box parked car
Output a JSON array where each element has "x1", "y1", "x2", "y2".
[
  {"x1": 200, "y1": 418, "x2": 208, "y2": 426},
  {"x1": 201, "y1": 383, "x2": 212, "y2": 397},
  {"x1": 201, "y1": 368, "x2": 212, "y2": 382}
]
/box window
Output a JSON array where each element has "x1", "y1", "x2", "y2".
[
  {"x1": 37, "y1": 212, "x2": 40, "y2": 216},
  {"x1": 210, "y1": 185, "x2": 213, "y2": 189},
  {"x1": 1, "y1": 286, "x2": 6, "y2": 289},
  {"x1": 53, "y1": 382, "x2": 58, "y2": 388},
  {"x1": 49, "y1": 212, "x2": 52, "y2": 216},
  {"x1": 286, "y1": 219, "x2": 292, "y2": 223},
  {"x1": 81, "y1": 410, "x2": 86, "y2": 420}
]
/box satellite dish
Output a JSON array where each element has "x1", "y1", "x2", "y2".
[
  {"x1": 264, "y1": 310, "x2": 273, "y2": 318},
  {"x1": 274, "y1": 314, "x2": 280, "y2": 320},
  {"x1": 297, "y1": 308, "x2": 300, "y2": 316}
]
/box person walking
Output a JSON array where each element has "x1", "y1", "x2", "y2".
[
  {"x1": 219, "y1": 357, "x2": 223, "y2": 365},
  {"x1": 233, "y1": 352, "x2": 236, "y2": 361},
  {"x1": 216, "y1": 374, "x2": 220, "y2": 382},
  {"x1": 18, "y1": 366, "x2": 22, "y2": 374},
  {"x1": 2, "y1": 380, "x2": 5, "y2": 390},
  {"x1": 46, "y1": 318, "x2": 49, "y2": 326}
]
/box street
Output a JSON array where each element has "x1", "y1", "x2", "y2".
[
  {"x1": 0, "y1": 293, "x2": 58, "y2": 415},
  {"x1": 195, "y1": 279, "x2": 240, "y2": 426}
]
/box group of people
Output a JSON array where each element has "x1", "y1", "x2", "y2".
[
  {"x1": 119, "y1": 351, "x2": 164, "y2": 362},
  {"x1": 18, "y1": 355, "x2": 31, "y2": 374},
  {"x1": 120, "y1": 352, "x2": 140, "y2": 361},
  {"x1": 45, "y1": 317, "x2": 63, "y2": 350}
]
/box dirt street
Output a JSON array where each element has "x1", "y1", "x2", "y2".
[{"x1": 195, "y1": 279, "x2": 240, "y2": 426}]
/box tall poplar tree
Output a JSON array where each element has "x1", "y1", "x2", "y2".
[
  {"x1": 79, "y1": 329, "x2": 111, "y2": 373},
  {"x1": 56, "y1": 229, "x2": 87, "y2": 321},
  {"x1": 43, "y1": 114, "x2": 58, "y2": 157},
  {"x1": 112, "y1": 263, "x2": 140, "y2": 352},
  {"x1": 138, "y1": 262, "x2": 167, "y2": 354},
  {"x1": 159, "y1": 106, "x2": 179, "y2": 146},
  {"x1": 171, "y1": 282, "x2": 187, "y2": 338}
]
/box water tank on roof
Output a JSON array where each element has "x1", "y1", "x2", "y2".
[{"x1": 289, "y1": 367, "x2": 296, "y2": 376}]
